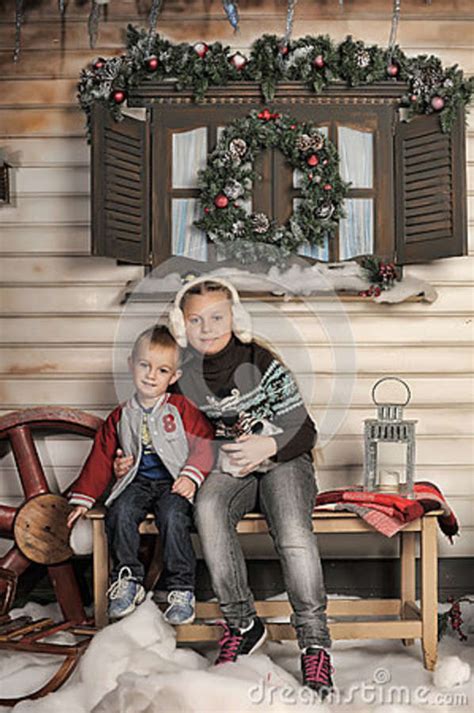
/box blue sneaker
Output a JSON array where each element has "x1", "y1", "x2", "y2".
[
  {"x1": 163, "y1": 590, "x2": 195, "y2": 625},
  {"x1": 107, "y1": 566, "x2": 145, "y2": 619}
]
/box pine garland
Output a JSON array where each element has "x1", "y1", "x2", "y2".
[
  {"x1": 78, "y1": 27, "x2": 473, "y2": 141},
  {"x1": 194, "y1": 109, "x2": 349, "y2": 265}
]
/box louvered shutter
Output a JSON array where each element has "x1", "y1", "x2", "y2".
[
  {"x1": 395, "y1": 111, "x2": 467, "y2": 264},
  {"x1": 91, "y1": 104, "x2": 150, "y2": 264}
]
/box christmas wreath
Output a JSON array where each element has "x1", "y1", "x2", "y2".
[{"x1": 194, "y1": 109, "x2": 349, "y2": 264}]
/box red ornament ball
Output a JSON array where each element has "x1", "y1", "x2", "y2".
[
  {"x1": 410, "y1": 94, "x2": 418, "y2": 103},
  {"x1": 146, "y1": 56, "x2": 159, "y2": 72},
  {"x1": 280, "y1": 45, "x2": 289, "y2": 56},
  {"x1": 306, "y1": 154, "x2": 319, "y2": 167},
  {"x1": 214, "y1": 194, "x2": 229, "y2": 209},
  {"x1": 313, "y1": 54, "x2": 325, "y2": 69},
  {"x1": 431, "y1": 95, "x2": 445, "y2": 111},
  {"x1": 387, "y1": 63, "x2": 399, "y2": 77},
  {"x1": 194, "y1": 42, "x2": 209, "y2": 58},
  {"x1": 290, "y1": 124, "x2": 297, "y2": 129},
  {"x1": 230, "y1": 52, "x2": 247, "y2": 71},
  {"x1": 93, "y1": 58, "x2": 105, "y2": 70},
  {"x1": 112, "y1": 90, "x2": 126, "y2": 104},
  {"x1": 323, "y1": 183, "x2": 332, "y2": 191}
]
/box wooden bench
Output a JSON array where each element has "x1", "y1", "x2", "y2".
[{"x1": 86, "y1": 508, "x2": 440, "y2": 670}]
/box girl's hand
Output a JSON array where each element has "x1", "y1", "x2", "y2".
[
  {"x1": 67, "y1": 506, "x2": 88, "y2": 529},
  {"x1": 113, "y1": 449, "x2": 134, "y2": 479},
  {"x1": 172, "y1": 475, "x2": 197, "y2": 501},
  {"x1": 222, "y1": 435, "x2": 277, "y2": 476}
]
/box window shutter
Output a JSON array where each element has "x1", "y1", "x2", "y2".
[
  {"x1": 91, "y1": 104, "x2": 150, "y2": 264},
  {"x1": 395, "y1": 111, "x2": 467, "y2": 264}
]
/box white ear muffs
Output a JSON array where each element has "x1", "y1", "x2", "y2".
[
  {"x1": 167, "y1": 276, "x2": 253, "y2": 348},
  {"x1": 168, "y1": 305, "x2": 187, "y2": 348},
  {"x1": 232, "y1": 302, "x2": 252, "y2": 343}
]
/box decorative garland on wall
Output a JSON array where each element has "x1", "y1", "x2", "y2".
[
  {"x1": 195, "y1": 109, "x2": 349, "y2": 264},
  {"x1": 78, "y1": 26, "x2": 473, "y2": 139}
]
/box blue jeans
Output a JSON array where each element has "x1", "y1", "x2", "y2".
[
  {"x1": 105, "y1": 474, "x2": 195, "y2": 590},
  {"x1": 194, "y1": 453, "x2": 331, "y2": 649}
]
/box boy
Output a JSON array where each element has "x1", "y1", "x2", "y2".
[{"x1": 67, "y1": 325, "x2": 214, "y2": 624}]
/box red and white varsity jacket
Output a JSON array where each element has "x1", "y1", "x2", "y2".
[{"x1": 68, "y1": 393, "x2": 215, "y2": 509}]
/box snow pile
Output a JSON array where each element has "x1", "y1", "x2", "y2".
[
  {"x1": 433, "y1": 655, "x2": 471, "y2": 689},
  {"x1": 8, "y1": 596, "x2": 310, "y2": 713},
  {"x1": 131, "y1": 262, "x2": 437, "y2": 304},
  {"x1": 2, "y1": 594, "x2": 473, "y2": 712}
]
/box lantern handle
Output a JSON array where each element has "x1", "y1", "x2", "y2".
[{"x1": 371, "y1": 377, "x2": 411, "y2": 407}]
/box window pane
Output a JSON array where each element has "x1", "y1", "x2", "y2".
[
  {"x1": 172, "y1": 128, "x2": 207, "y2": 188},
  {"x1": 339, "y1": 198, "x2": 374, "y2": 259},
  {"x1": 294, "y1": 199, "x2": 329, "y2": 261},
  {"x1": 338, "y1": 127, "x2": 373, "y2": 188},
  {"x1": 172, "y1": 199, "x2": 207, "y2": 260},
  {"x1": 293, "y1": 126, "x2": 329, "y2": 188}
]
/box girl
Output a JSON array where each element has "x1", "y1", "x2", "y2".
[{"x1": 116, "y1": 277, "x2": 333, "y2": 698}]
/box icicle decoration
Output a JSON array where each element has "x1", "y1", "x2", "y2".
[
  {"x1": 88, "y1": 0, "x2": 109, "y2": 50},
  {"x1": 281, "y1": 0, "x2": 297, "y2": 51},
  {"x1": 146, "y1": 0, "x2": 164, "y2": 53},
  {"x1": 222, "y1": 1, "x2": 240, "y2": 32},
  {"x1": 388, "y1": 0, "x2": 402, "y2": 63},
  {"x1": 13, "y1": 0, "x2": 24, "y2": 62}
]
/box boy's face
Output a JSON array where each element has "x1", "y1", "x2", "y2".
[
  {"x1": 128, "y1": 340, "x2": 181, "y2": 406},
  {"x1": 183, "y1": 292, "x2": 233, "y2": 355}
]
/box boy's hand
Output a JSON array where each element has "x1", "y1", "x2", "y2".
[
  {"x1": 171, "y1": 475, "x2": 197, "y2": 501},
  {"x1": 113, "y1": 449, "x2": 134, "y2": 479},
  {"x1": 67, "y1": 506, "x2": 88, "y2": 529},
  {"x1": 222, "y1": 435, "x2": 277, "y2": 476}
]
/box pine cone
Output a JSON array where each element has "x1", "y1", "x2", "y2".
[
  {"x1": 251, "y1": 213, "x2": 270, "y2": 234},
  {"x1": 229, "y1": 138, "x2": 247, "y2": 159},
  {"x1": 224, "y1": 179, "x2": 244, "y2": 200}
]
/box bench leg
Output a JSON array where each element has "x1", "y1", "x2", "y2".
[
  {"x1": 421, "y1": 516, "x2": 438, "y2": 671},
  {"x1": 400, "y1": 531, "x2": 416, "y2": 646},
  {"x1": 92, "y1": 518, "x2": 109, "y2": 628}
]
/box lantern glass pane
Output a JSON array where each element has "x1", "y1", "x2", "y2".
[{"x1": 172, "y1": 128, "x2": 207, "y2": 188}]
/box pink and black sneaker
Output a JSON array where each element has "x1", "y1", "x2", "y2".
[
  {"x1": 301, "y1": 646, "x2": 334, "y2": 699},
  {"x1": 215, "y1": 617, "x2": 267, "y2": 664}
]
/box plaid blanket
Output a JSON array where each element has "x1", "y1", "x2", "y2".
[{"x1": 314, "y1": 481, "x2": 459, "y2": 540}]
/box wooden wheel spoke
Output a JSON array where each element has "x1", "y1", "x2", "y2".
[
  {"x1": 9, "y1": 426, "x2": 50, "y2": 499},
  {"x1": 0, "y1": 504, "x2": 16, "y2": 536},
  {"x1": 47, "y1": 564, "x2": 86, "y2": 623}
]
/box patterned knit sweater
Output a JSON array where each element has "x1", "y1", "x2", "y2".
[{"x1": 172, "y1": 336, "x2": 317, "y2": 462}]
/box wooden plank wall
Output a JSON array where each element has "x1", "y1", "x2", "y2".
[{"x1": 0, "y1": 0, "x2": 473, "y2": 561}]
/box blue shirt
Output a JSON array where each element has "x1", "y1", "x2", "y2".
[{"x1": 136, "y1": 406, "x2": 173, "y2": 482}]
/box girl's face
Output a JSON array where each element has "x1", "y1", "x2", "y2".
[{"x1": 183, "y1": 292, "x2": 233, "y2": 355}]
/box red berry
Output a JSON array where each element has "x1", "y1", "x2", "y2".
[
  {"x1": 290, "y1": 124, "x2": 297, "y2": 129},
  {"x1": 204, "y1": 207, "x2": 210, "y2": 214},
  {"x1": 323, "y1": 183, "x2": 332, "y2": 191},
  {"x1": 93, "y1": 58, "x2": 105, "y2": 70},
  {"x1": 308, "y1": 173, "x2": 313, "y2": 180},
  {"x1": 280, "y1": 45, "x2": 289, "y2": 56},
  {"x1": 112, "y1": 90, "x2": 126, "y2": 104},
  {"x1": 214, "y1": 193, "x2": 229, "y2": 209},
  {"x1": 307, "y1": 154, "x2": 319, "y2": 167}
]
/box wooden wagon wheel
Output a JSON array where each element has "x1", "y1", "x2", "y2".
[{"x1": 0, "y1": 407, "x2": 103, "y2": 623}]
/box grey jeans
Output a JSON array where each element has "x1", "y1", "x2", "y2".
[{"x1": 194, "y1": 453, "x2": 331, "y2": 650}]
